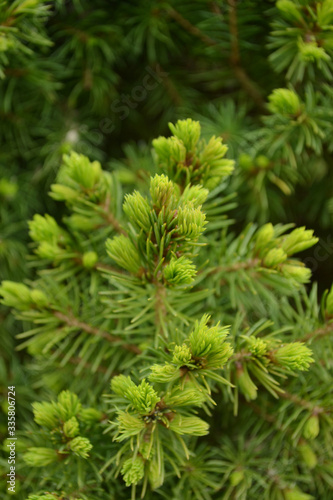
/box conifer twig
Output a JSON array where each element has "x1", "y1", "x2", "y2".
[
  {"x1": 155, "y1": 63, "x2": 183, "y2": 106},
  {"x1": 100, "y1": 194, "x2": 127, "y2": 235},
  {"x1": 215, "y1": 258, "x2": 260, "y2": 275},
  {"x1": 50, "y1": 351, "x2": 111, "y2": 374},
  {"x1": 168, "y1": 8, "x2": 221, "y2": 48},
  {"x1": 279, "y1": 390, "x2": 326, "y2": 415},
  {"x1": 227, "y1": 0, "x2": 266, "y2": 111},
  {"x1": 247, "y1": 401, "x2": 283, "y2": 429},
  {"x1": 53, "y1": 310, "x2": 141, "y2": 354},
  {"x1": 300, "y1": 322, "x2": 333, "y2": 343},
  {"x1": 168, "y1": 4, "x2": 266, "y2": 111}
]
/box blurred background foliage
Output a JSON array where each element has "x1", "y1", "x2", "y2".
[
  {"x1": 1, "y1": 1, "x2": 333, "y2": 496},
  {"x1": 1, "y1": 0, "x2": 333, "y2": 283}
]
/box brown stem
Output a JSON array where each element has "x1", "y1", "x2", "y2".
[
  {"x1": 246, "y1": 401, "x2": 284, "y2": 429},
  {"x1": 50, "y1": 347, "x2": 111, "y2": 374},
  {"x1": 279, "y1": 390, "x2": 326, "y2": 415},
  {"x1": 300, "y1": 322, "x2": 333, "y2": 343},
  {"x1": 68, "y1": 355, "x2": 109, "y2": 373},
  {"x1": 215, "y1": 258, "x2": 260, "y2": 275},
  {"x1": 232, "y1": 350, "x2": 252, "y2": 362},
  {"x1": 153, "y1": 63, "x2": 183, "y2": 105},
  {"x1": 53, "y1": 310, "x2": 141, "y2": 354},
  {"x1": 4, "y1": 68, "x2": 29, "y2": 78},
  {"x1": 103, "y1": 211, "x2": 127, "y2": 235},
  {"x1": 95, "y1": 261, "x2": 125, "y2": 274},
  {"x1": 168, "y1": 8, "x2": 219, "y2": 48},
  {"x1": 168, "y1": 5, "x2": 265, "y2": 110},
  {"x1": 73, "y1": 254, "x2": 122, "y2": 274},
  {"x1": 227, "y1": 0, "x2": 266, "y2": 110},
  {"x1": 100, "y1": 194, "x2": 127, "y2": 235}
]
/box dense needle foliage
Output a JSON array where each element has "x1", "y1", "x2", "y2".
[{"x1": 1, "y1": 1, "x2": 333, "y2": 500}]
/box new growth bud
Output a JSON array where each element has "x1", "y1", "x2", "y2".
[
  {"x1": 274, "y1": 342, "x2": 313, "y2": 371},
  {"x1": 263, "y1": 248, "x2": 287, "y2": 267},
  {"x1": 237, "y1": 365, "x2": 258, "y2": 401},
  {"x1": 121, "y1": 457, "x2": 145, "y2": 487},
  {"x1": 298, "y1": 442, "x2": 317, "y2": 469},
  {"x1": 30, "y1": 289, "x2": 49, "y2": 307},
  {"x1": 82, "y1": 251, "x2": 98, "y2": 268},
  {"x1": 111, "y1": 376, "x2": 160, "y2": 415},
  {"x1": 172, "y1": 344, "x2": 192, "y2": 366},
  {"x1": 180, "y1": 183, "x2": 208, "y2": 208},
  {"x1": 303, "y1": 415, "x2": 320, "y2": 440},
  {"x1": 168, "y1": 414, "x2": 209, "y2": 436},
  {"x1": 152, "y1": 136, "x2": 187, "y2": 170},
  {"x1": 106, "y1": 235, "x2": 141, "y2": 274},
  {"x1": 284, "y1": 488, "x2": 314, "y2": 500},
  {"x1": 150, "y1": 174, "x2": 178, "y2": 212},
  {"x1": 247, "y1": 337, "x2": 268, "y2": 357},
  {"x1": 153, "y1": 119, "x2": 234, "y2": 189},
  {"x1": 255, "y1": 223, "x2": 274, "y2": 252},
  {"x1": 177, "y1": 204, "x2": 207, "y2": 239},
  {"x1": 56, "y1": 391, "x2": 82, "y2": 421},
  {"x1": 268, "y1": 88, "x2": 302, "y2": 116},
  {"x1": 123, "y1": 191, "x2": 151, "y2": 232},
  {"x1": 281, "y1": 227, "x2": 318, "y2": 256},
  {"x1": 0, "y1": 281, "x2": 31, "y2": 310},
  {"x1": 230, "y1": 470, "x2": 244, "y2": 486},
  {"x1": 188, "y1": 315, "x2": 233, "y2": 369},
  {"x1": 58, "y1": 152, "x2": 102, "y2": 189},
  {"x1": 282, "y1": 263, "x2": 311, "y2": 283},
  {"x1": 163, "y1": 257, "x2": 196, "y2": 286},
  {"x1": 24, "y1": 448, "x2": 59, "y2": 467},
  {"x1": 63, "y1": 416, "x2": 80, "y2": 438},
  {"x1": 69, "y1": 436, "x2": 93, "y2": 458},
  {"x1": 168, "y1": 118, "x2": 201, "y2": 152}
]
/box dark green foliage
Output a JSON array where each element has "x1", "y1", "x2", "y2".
[{"x1": 1, "y1": 1, "x2": 333, "y2": 500}]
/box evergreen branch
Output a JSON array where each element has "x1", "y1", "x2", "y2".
[
  {"x1": 227, "y1": 0, "x2": 266, "y2": 111},
  {"x1": 153, "y1": 63, "x2": 183, "y2": 105},
  {"x1": 215, "y1": 258, "x2": 260, "y2": 275},
  {"x1": 246, "y1": 401, "x2": 283, "y2": 429},
  {"x1": 96, "y1": 261, "x2": 124, "y2": 273},
  {"x1": 232, "y1": 350, "x2": 252, "y2": 362},
  {"x1": 52, "y1": 310, "x2": 141, "y2": 354},
  {"x1": 300, "y1": 322, "x2": 333, "y2": 343},
  {"x1": 100, "y1": 194, "x2": 127, "y2": 235},
  {"x1": 49, "y1": 351, "x2": 111, "y2": 374},
  {"x1": 74, "y1": 255, "x2": 122, "y2": 274},
  {"x1": 168, "y1": 8, "x2": 220, "y2": 48},
  {"x1": 279, "y1": 390, "x2": 326, "y2": 415},
  {"x1": 68, "y1": 355, "x2": 109, "y2": 374}
]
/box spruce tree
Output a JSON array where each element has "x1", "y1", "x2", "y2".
[
  {"x1": 1, "y1": 119, "x2": 333, "y2": 499},
  {"x1": 1, "y1": 1, "x2": 333, "y2": 499}
]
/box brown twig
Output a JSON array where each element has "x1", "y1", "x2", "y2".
[
  {"x1": 215, "y1": 258, "x2": 261, "y2": 275},
  {"x1": 279, "y1": 390, "x2": 326, "y2": 415},
  {"x1": 68, "y1": 356, "x2": 109, "y2": 373},
  {"x1": 300, "y1": 322, "x2": 333, "y2": 343},
  {"x1": 168, "y1": 4, "x2": 266, "y2": 111},
  {"x1": 228, "y1": 0, "x2": 266, "y2": 110},
  {"x1": 168, "y1": 8, "x2": 220, "y2": 48},
  {"x1": 152, "y1": 63, "x2": 183, "y2": 105},
  {"x1": 73, "y1": 254, "x2": 121, "y2": 274},
  {"x1": 53, "y1": 310, "x2": 141, "y2": 354},
  {"x1": 246, "y1": 401, "x2": 284, "y2": 429},
  {"x1": 100, "y1": 194, "x2": 127, "y2": 235}
]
